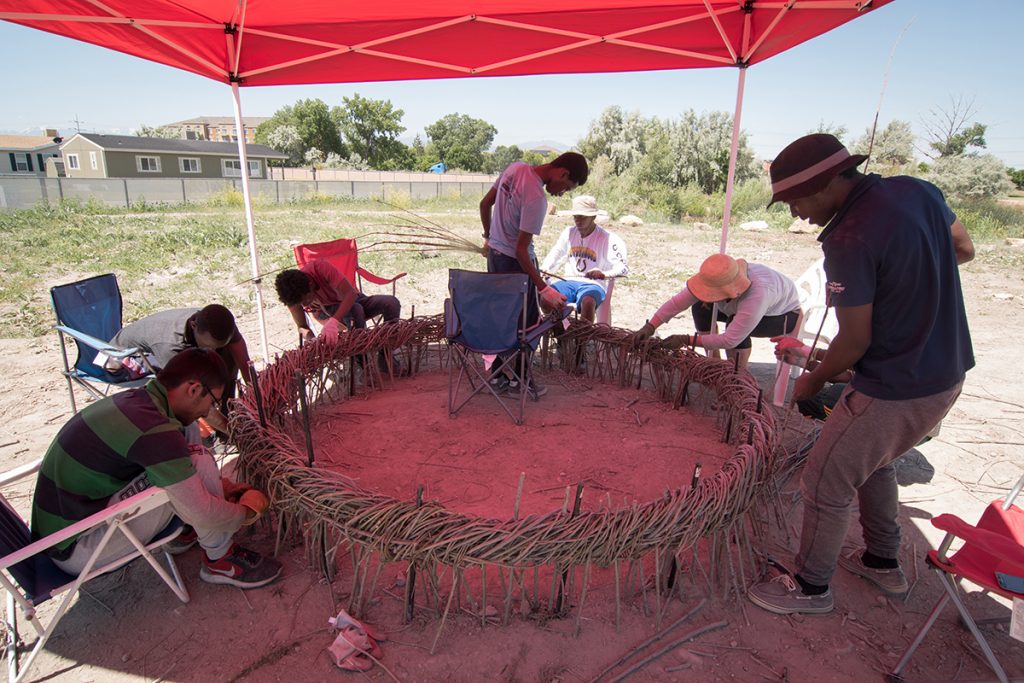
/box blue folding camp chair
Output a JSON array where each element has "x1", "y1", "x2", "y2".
[
  {"x1": 50, "y1": 274, "x2": 153, "y2": 413},
  {"x1": 444, "y1": 269, "x2": 562, "y2": 425}
]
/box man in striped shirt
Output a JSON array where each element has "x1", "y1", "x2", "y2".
[{"x1": 32, "y1": 348, "x2": 281, "y2": 589}]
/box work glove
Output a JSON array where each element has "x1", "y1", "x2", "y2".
[
  {"x1": 221, "y1": 477, "x2": 252, "y2": 503},
  {"x1": 770, "y1": 335, "x2": 812, "y2": 365},
  {"x1": 632, "y1": 322, "x2": 657, "y2": 343},
  {"x1": 239, "y1": 489, "x2": 270, "y2": 525}
]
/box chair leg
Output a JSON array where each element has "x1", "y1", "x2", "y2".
[
  {"x1": 939, "y1": 572, "x2": 1011, "y2": 683},
  {"x1": 6, "y1": 592, "x2": 17, "y2": 683},
  {"x1": 890, "y1": 587, "x2": 950, "y2": 680},
  {"x1": 56, "y1": 329, "x2": 78, "y2": 413}
]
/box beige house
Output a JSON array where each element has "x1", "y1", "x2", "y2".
[
  {"x1": 59, "y1": 133, "x2": 287, "y2": 179},
  {"x1": 1, "y1": 132, "x2": 63, "y2": 177},
  {"x1": 161, "y1": 116, "x2": 270, "y2": 143}
]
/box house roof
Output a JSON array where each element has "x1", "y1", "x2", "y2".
[
  {"x1": 0, "y1": 135, "x2": 61, "y2": 151},
  {"x1": 162, "y1": 116, "x2": 271, "y2": 127},
  {"x1": 68, "y1": 133, "x2": 287, "y2": 158}
]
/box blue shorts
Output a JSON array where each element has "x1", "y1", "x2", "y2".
[{"x1": 552, "y1": 280, "x2": 606, "y2": 309}]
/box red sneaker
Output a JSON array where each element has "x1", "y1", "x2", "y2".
[{"x1": 200, "y1": 545, "x2": 282, "y2": 589}]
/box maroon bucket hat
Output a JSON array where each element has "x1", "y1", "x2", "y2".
[{"x1": 768, "y1": 134, "x2": 867, "y2": 207}]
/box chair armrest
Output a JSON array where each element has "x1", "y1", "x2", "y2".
[
  {"x1": 356, "y1": 267, "x2": 407, "y2": 287},
  {"x1": 54, "y1": 325, "x2": 140, "y2": 359},
  {"x1": 0, "y1": 487, "x2": 170, "y2": 570},
  {"x1": 931, "y1": 512, "x2": 1024, "y2": 568},
  {"x1": 0, "y1": 458, "x2": 42, "y2": 487}
]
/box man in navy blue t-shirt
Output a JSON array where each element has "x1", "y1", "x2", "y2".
[{"x1": 748, "y1": 134, "x2": 974, "y2": 615}]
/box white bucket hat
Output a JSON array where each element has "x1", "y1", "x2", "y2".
[{"x1": 557, "y1": 195, "x2": 609, "y2": 220}]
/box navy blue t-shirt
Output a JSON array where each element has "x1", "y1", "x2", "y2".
[{"x1": 818, "y1": 174, "x2": 974, "y2": 400}]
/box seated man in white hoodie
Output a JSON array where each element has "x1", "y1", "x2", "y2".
[{"x1": 539, "y1": 195, "x2": 628, "y2": 323}]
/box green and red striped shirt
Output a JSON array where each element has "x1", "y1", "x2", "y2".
[{"x1": 31, "y1": 380, "x2": 196, "y2": 555}]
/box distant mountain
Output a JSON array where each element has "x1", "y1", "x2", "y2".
[{"x1": 512, "y1": 139, "x2": 570, "y2": 153}]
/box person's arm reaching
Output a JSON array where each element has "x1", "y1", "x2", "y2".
[
  {"x1": 288, "y1": 304, "x2": 314, "y2": 341},
  {"x1": 480, "y1": 187, "x2": 497, "y2": 256},
  {"x1": 950, "y1": 218, "x2": 974, "y2": 265},
  {"x1": 633, "y1": 287, "x2": 699, "y2": 341},
  {"x1": 226, "y1": 336, "x2": 253, "y2": 385},
  {"x1": 792, "y1": 303, "x2": 872, "y2": 402}
]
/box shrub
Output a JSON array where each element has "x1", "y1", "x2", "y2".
[{"x1": 925, "y1": 154, "x2": 1013, "y2": 200}]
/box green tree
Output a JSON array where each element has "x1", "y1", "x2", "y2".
[
  {"x1": 665, "y1": 110, "x2": 757, "y2": 194},
  {"x1": 424, "y1": 113, "x2": 497, "y2": 172},
  {"x1": 578, "y1": 107, "x2": 656, "y2": 175},
  {"x1": 484, "y1": 145, "x2": 523, "y2": 174},
  {"x1": 1009, "y1": 168, "x2": 1024, "y2": 191},
  {"x1": 331, "y1": 93, "x2": 408, "y2": 169},
  {"x1": 263, "y1": 124, "x2": 304, "y2": 165},
  {"x1": 851, "y1": 120, "x2": 915, "y2": 168},
  {"x1": 256, "y1": 98, "x2": 342, "y2": 162},
  {"x1": 922, "y1": 95, "x2": 987, "y2": 159},
  {"x1": 135, "y1": 125, "x2": 180, "y2": 139},
  {"x1": 808, "y1": 121, "x2": 848, "y2": 144},
  {"x1": 926, "y1": 154, "x2": 1013, "y2": 200}
]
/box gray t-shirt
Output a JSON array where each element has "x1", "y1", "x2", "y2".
[
  {"x1": 487, "y1": 161, "x2": 548, "y2": 260},
  {"x1": 109, "y1": 308, "x2": 199, "y2": 369}
]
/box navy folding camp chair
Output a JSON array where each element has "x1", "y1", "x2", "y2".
[
  {"x1": 444, "y1": 269, "x2": 562, "y2": 425},
  {"x1": 0, "y1": 459, "x2": 189, "y2": 683},
  {"x1": 50, "y1": 274, "x2": 153, "y2": 413}
]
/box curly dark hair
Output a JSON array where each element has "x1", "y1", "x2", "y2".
[
  {"x1": 194, "y1": 304, "x2": 236, "y2": 342},
  {"x1": 275, "y1": 269, "x2": 313, "y2": 306}
]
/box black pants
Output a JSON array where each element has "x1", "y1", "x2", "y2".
[
  {"x1": 690, "y1": 303, "x2": 799, "y2": 350},
  {"x1": 485, "y1": 248, "x2": 539, "y2": 328},
  {"x1": 485, "y1": 248, "x2": 539, "y2": 379}
]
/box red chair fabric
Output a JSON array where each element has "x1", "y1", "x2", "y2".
[
  {"x1": 890, "y1": 495, "x2": 1024, "y2": 683},
  {"x1": 293, "y1": 239, "x2": 406, "y2": 293},
  {"x1": 927, "y1": 502, "x2": 1024, "y2": 599}
]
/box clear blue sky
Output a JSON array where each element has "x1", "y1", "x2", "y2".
[{"x1": 3, "y1": 0, "x2": 1022, "y2": 166}]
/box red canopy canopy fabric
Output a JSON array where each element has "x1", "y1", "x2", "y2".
[{"x1": 3, "y1": 1, "x2": 892, "y2": 87}]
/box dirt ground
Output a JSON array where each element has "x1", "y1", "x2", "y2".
[{"x1": 2, "y1": 221, "x2": 1024, "y2": 683}]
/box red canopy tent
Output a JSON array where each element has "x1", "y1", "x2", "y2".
[{"x1": 2, "y1": 0, "x2": 894, "y2": 359}]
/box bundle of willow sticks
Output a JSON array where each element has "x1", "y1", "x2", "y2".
[{"x1": 230, "y1": 316, "x2": 782, "y2": 626}]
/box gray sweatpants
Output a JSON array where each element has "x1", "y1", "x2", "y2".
[{"x1": 795, "y1": 379, "x2": 964, "y2": 586}]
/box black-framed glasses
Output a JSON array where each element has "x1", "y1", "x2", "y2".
[{"x1": 199, "y1": 382, "x2": 224, "y2": 403}]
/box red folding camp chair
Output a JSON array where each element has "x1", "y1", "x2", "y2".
[
  {"x1": 889, "y1": 475, "x2": 1024, "y2": 683},
  {"x1": 293, "y1": 238, "x2": 405, "y2": 298}
]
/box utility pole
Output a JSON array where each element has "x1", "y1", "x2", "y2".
[{"x1": 70, "y1": 115, "x2": 84, "y2": 133}]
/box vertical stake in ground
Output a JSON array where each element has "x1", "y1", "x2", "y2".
[
  {"x1": 248, "y1": 361, "x2": 266, "y2": 428},
  {"x1": 295, "y1": 372, "x2": 314, "y2": 467},
  {"x1": 556, "y1": 482, "x2": 585, "y2": 614},
  {"x1": 404, "y1": 484, "x2": 424, "y2": 624}
]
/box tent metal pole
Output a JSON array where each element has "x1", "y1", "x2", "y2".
[
  {"x1": 230, "y1": 80, "x2": 271, "y2": 364},
  {"x1": 719, "y1": 64, "x2": 747, "y2": 254},
  {"x1": 709, "y1": 65, "x2": 748, "y2": 344}
]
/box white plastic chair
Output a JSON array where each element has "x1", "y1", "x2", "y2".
[
  {"x1": 0, "y1": 459, "x2": 190, "y2": 683},
  {"x1": 596, "y1": 278, "x2": 615, "y2": 326},
  {"x1": 773, "y1": 259, "x2": 840, "y2": 406},
  {"x1": 795, "y1": 257, "x2": 838, "y2": 347}
]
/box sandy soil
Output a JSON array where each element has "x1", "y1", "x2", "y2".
[{"x1": 2, "y1": 223, "x2": 1024, "y2": 683}]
